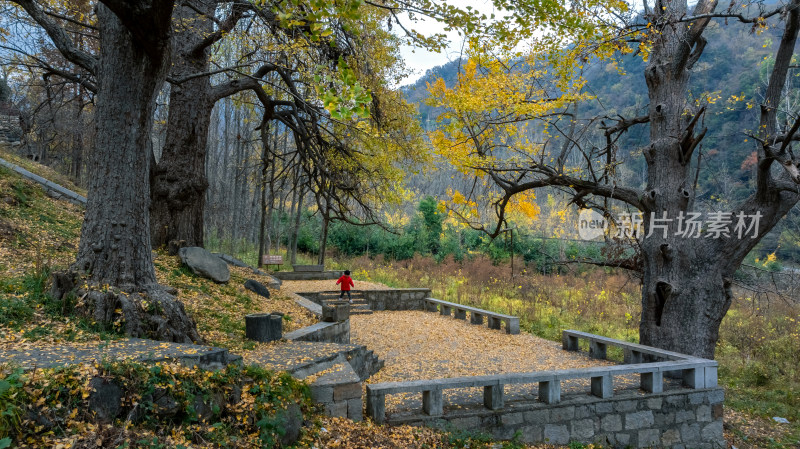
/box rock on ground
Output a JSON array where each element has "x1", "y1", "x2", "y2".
[
  {"x1": 276, "y1": 403, "x2": 304, "y2": 446},
  {"x1": 178, "y1": 247, "x2": 230, "y2": 283},
  {"x1": 88, "y1": 377, "x2": 122, "y2": 421},
  {"x1": 244, "y1": 279, "x2": 270, "y2": 298},
  {"x1": 213, "y1": 252, "x2": 249, "y2": 267}
]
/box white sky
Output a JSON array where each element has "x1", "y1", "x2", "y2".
[
  {"x1": 395, "y1": 0, "x2": 498, "y2": 86},
  {"x1": 395, "y1": 0, "x2": 648, "y2": 86}
]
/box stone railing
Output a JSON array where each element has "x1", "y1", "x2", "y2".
[
  {"x1": 423, "y1": 297, "x2": 520, "y2": 334},
  {"x1": 365, "y1": 330, "x2": 718, "y2": 424},
  {"x1": 298, "y1": 289, "x2": 431, "y2": 311}
]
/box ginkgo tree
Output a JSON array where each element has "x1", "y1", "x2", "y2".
[
  {"x1": 431, "y1": 0, "x2": 800, "y2": 358},
  {"x1": 1, "y1": 0, "x2": 474, "y2": 342}
]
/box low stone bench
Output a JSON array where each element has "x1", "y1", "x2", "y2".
[
  {"x1": 561, "y1": 329, "x2": 718, "y2": 389},
  {"x1": 562, "y1": 329, "x2": 695, "y2": 362},
  {"x1": 365, "y1": 331, "x2": 719, "y2": 424},
  {"x1": 423, "y1": 298, "x2": 520, "y2": 334},
  {"x1": 293, "y1": 264, "x2": 324, "y2": 272}
]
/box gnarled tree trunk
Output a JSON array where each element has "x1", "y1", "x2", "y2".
[
  {"x1": 68, "y1": 2, "x2": 201, "y2": 343},
  {"x1": 150, "y1": 1, "x2": 214, "y2": 248},
  {"x1": 638, "y1": 0, "x2": 800, "y2": 358}
]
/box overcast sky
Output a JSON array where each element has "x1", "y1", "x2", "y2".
[
  {"x1": 394, "y1": 0, "x2": 497, "y2": 86},
  {"x1": 394, "y1": 0, "x2": 648, "y2": 86}
]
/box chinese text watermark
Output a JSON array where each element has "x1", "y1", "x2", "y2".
[{"x1": 577, "y1": 210, "x2": 762, "y2": 241}]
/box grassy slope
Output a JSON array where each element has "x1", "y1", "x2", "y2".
[
  {"x1": 0, "y1": 161, "x2": 318, "y2": 350},
  {"x1": 0, "y1": 147, "x2": 87, "y2": 198}
]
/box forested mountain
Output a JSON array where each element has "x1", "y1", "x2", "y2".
[{"x1": 401, "y1": 17, "x2": 800, "y2": 260}]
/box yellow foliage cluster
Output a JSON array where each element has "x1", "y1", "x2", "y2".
[{"x1": 424, "y1": 0, "x2": 633, "y2": 230}]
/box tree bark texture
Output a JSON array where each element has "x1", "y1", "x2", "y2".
[
  {"x1": 637, "y1": 0, "x2": 800, "y2": 358},
  {"x1": 637, "y1": 0, "x2": 721, "y2": 358},
  {"x1": 150, "y1": 1, "x2": 214, "y2": 248},
  {"x1": 75, "y1": 4, "x2": 167, "y2": 288},
  {"x1": 69, "y1": 2, "x2": 201, "y2": 343}
]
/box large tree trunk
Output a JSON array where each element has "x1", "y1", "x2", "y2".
[
  {"x1": 637, "y1": 0, "x2": 735, "y2": 358},
  {"x1": 75, "y1": 6, "x2": 165, "y2": 287},
  {"x1": 66, "y1": 3, "x2": 201, "y2": 343},
  {"x1": 150, "y1": 2, "x2": 213, "y2": 248},
  {"x1": 257, "y1": 122, "x2": 270, "y2": 267}
]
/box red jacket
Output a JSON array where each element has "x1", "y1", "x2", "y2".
[{"x1": 336, "y1": 275, "x2": 354, "y2": 291}]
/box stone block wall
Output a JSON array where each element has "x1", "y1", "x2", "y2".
[
  {"x1": 362, "y1": 288, "x2": 431, "y2": 311},
  {"x1": 0, "y1": 114, "x2": 22, "y2": 143},
  {"x1": 283, "y1": 320, "x2": 350, "y2": 344},
  {"x1": 309, "y1": 362, "x2": 364, "y2": 422},
  {"x1": 391, "y1": 388, "x2": 725, "y2": 449},
  {"x1": 300, "y1": 289, "x2": 432, "y2": 311}
]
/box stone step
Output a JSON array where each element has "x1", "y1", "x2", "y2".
[
  {"x1": 245, "y1": 341, "x2": 384, "y2": 383},
  {"x1": 350, "y1": 310, "x2": 373, "y2": 315},
  {"x1": 306, "y1": 361, "x2": 363, "y2": 421},
  {"x1": 291, "y1": 353, "x2": 349, "y2": 379},
  {"x1": 321, "y1": 299, "x2": 368, "y2": 305},
  {"x1": 247, "y1": 341, "x2": 354, "y2": 375}
]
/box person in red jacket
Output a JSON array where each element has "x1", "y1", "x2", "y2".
[{"x1": 336, "y1": 270, "x2": 355, "y2": 303}]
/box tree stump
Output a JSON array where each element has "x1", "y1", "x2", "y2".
[{"x1": 245, "y1": 313, "x2": 282, "y2": 342}]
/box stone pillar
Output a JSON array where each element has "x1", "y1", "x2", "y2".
[
  {"x1": 322, "y1": 303, "x2": 350, "y2": 322},
  {"x1": 366, "y1": 393, "x2": 385, "y2": 424},
  {"x1": 538, "y1": 380, "x2": 561, "y2": 404},
  {"x1": 484, "y1": 384, "x2": 504, "y2": 410},
  {"x1": 624, "y1": 349, "x2": 643, "y2": 364},
  {"x1": 683, "y1": 367, "x2": 705, "y2": 389},
  {"x1": 590, "y1": 374, "x2": 613, "y2": 398},
  {"x1": 562, "y1": 334, "x2": 579, "y2": 351},
  {"x1": 641, "y1": 371, "x2": 663, "y2": 393},
  {"x1": 589, "y1": 341, "x2": 607, "y2": 359},
  {"x1": 423, "y1": 389, "x2": 443, "y2": 416},
  {"x1": 470, "y1": 313, "x2": 484, "y2": 325},
  {"x1": 506, "y1": 318, "x2": 520, "y2": 334}
]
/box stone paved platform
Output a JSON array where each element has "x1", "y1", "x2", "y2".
[
  {"x1": 351, "y1": 311, "x2": 651, "y2": 416},
  {"x1": 0, "y1": 338, "x2": 235, "y2": 370},
  {"x1": 244, "y1": 340, "x2": 364, "y2": 373}
]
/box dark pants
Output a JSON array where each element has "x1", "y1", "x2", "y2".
[{"x1": 339, "y1": 290, "x2": 351, "y2": 300}]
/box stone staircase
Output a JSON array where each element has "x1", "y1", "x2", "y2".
[
  {"x1": 349, "y1": 299, "x2": 373, "y2": 315},
  {"x1": 315, "y1": 291, "x2": 374, "y2": 315},
  {"x1": 246, "y1": 341, "x2": 384, "y2": 421}
]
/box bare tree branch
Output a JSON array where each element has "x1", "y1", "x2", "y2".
[{"x1": 7, "y1": 0, "x2": 97, "y2": 73}]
